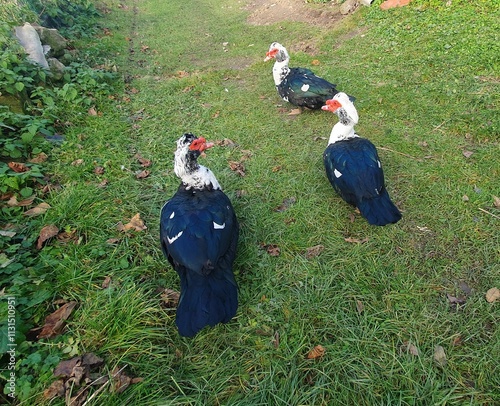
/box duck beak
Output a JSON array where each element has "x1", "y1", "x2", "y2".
[
  {"x1": 264, "y1": 48, "x2": 278, "y2": 62},
  {"x1": 190, "y1": 137, "x2": 214, "y2": 157}
]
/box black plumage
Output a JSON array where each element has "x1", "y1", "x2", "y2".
[
  {"x1": 160, "y1": 134, "x2": 239, "y2": 337},
  {"x1": 322, "y1": 94, "x2": 401, "y2": 226},
  {"x1": 265, "y1": 42, "x2": 354, "y2": 110}
]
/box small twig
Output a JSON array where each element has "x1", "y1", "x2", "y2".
[
  {"x1": 378, "y1": 147, "x2": 422, "y2": 161},
  {"x1": 432, "y1": 120, "x2": 449, "y2": 132},
  {"x1": 80, "y1": 379, "x2": 110, "y2": 406},
  {"x1": 478, "y1": 207, "x2": 500, "y2": 220}
]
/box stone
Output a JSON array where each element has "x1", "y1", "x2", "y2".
[
  {"x1": 14, "y1": 23, "x2": 49, "y2": 69},
  {"x1": 33, "y1": 24, "x2": 68, "y2": 57},
  {"x1": 47, "y1": 58, "x2": 66, "y2": 81},
  {"x1": 340, "y1": 0, "x2": 359, "y2": 15}
]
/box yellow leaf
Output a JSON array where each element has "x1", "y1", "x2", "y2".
[{"x1": 485, "y1": 287, "x2": 499, "y2": 303}]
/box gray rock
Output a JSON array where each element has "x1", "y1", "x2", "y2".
[
  {"x1": 14, "y1": 23, "x2": 49, "y2": 69},
  {"x1": 47, "y1": 57, "x2": 66, "y2": 81},
  {"x1": 33, "y1": 24, "x2": 68, "y2": 57},
  {"x1": 340, "y1": 0, "x2": 359, "y2": 14}
]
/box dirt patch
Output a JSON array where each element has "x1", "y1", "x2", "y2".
[{"x1": 244, "y1": 0, "x2": 345, "y2": 28}]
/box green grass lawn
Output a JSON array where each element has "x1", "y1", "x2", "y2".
[{"x1": 8, "y1": 0, "x2": 500, "y2": 404}]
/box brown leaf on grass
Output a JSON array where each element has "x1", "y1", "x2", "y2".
[
  {"x1": 400, "y1": 341, "x2": 419, "y2": 356},
  {"x1": 447, "y1": 293, "x2": 466, "y2": 307},
  {"x1": 356, "y1": 299, "x2": 365, "y2": 314},
  {"x1": 212, "y1": 110, "x2": 220, "y2": 118},
  {"x1": 97, "y1": 179, "x2": 109, "y2": 188},
  {"x1": 229, "y1": 161, "x2": 246, "y2": 176},
  {"x1": 451, "y1": 335, "x2": 463, "y2": 347},
  {"x1": 29, "y1": 152, "x2": 48, "y2": 163},
  {"x1": 43, "y1": 379, "x2": 65, "y2": 400},
  {"x1": 493, "y1": 195, "x2": 500, "y2": 208},
  {"x1": 23, "y1": 202, "x2": 51, "y2": 217},
  {"x1": 176, "y1": 70, "x2": 189, "y2": 78},
  {"x1": 7, "y1": 194, "x2": 35, "y2": 207},
  {"x1": 134, "y1": 153, "x2": 152, "y2": 167},
  {"x1": 117, "y1": 213, "x2": 147, "y2": 232},
  {"x1": 462, "y1": 150, "x2": 473, "y2": 158},
  {"x1": 57, "y1": 229, "x2": 80, "y2": 245},
  {"x1": 71, "y1": 158, "x2": 84, "y2": 166},
  {"x1": 305, "y1": 245, "x2": 324, "y2": 259},
  {"x1": 37, "y1": 224, "x2": 59, "y2": 249},
  {"x1": 274, "y1": 197, "x2": 296, "y2": 212},
  {"x1": 311, "y1": 59, "x2": 320, "y2": 66},
  {"x1": 106, "y1": 238, "x2": 120, "y2": 245},
  {"x1": 8, "y1": 162, "x2": 29, "y2": 173},
  {"x1": 272, "y1": 165, "x2": 282, "y2": 172},
  {"x1": 102, "y1": 276, "x2": 112, "y2": 289},
  {"x1": 88, "y1": 107, "x2": 98, "y2": 116},
  {"x1": 111, "y1": 366, "x2": 143, "y2": 394},
  {"x1": 94, "y1": 166, "x2": 105, "y2": 175},
  {"x1": 240, "y1": 150, "x2": 253, "y2": 161},
  {"x1": 260, "y1": 243, "x2": 280, "y2": 256},
  {"x1": 485, "y1": 287, "x2": 500, "y2": 303},
  {"x1": 344, "y1": 237, "x2": 369, "y2": 244},
  {"x1": 135, "y1": 170, "x2": 150, "y2": 179},
  {"x1": 462, "y1": 195, "x2": 469, "y2": 202},
  {"x1": 160, "y1": 288, "x2": 180, "y2": 308},
  {"x1": 348, "y1": 212, "x2": 356, "y2": 223},
  {"x1": 272, "y1": 331, "x2": 280, "y2": 349},
  {"x1": 306, "y1": 345, "x2": 325, "y2": 359},
  {"x1": 434, "y1": 345, "x2": 447, "y2": 367},
  {"x1": 288, "y1": 108, "x2": 302, "y2": 116},
  {"x1": 38, "y1": 301, "x2": 77, "y2": 339},
  {"x1": 215, "y1": 138, "x2": 236, "y2": 147}
]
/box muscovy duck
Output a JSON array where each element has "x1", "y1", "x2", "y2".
[
  {"x1": 160, "y1": 133, "x2": 239, "y2": 337},
  {"x1": 321, "y1": 93, "x2": 402, "y2": 226},
  {"x1": 264, "y1": 42, "x2": 354, "y2": 110}
]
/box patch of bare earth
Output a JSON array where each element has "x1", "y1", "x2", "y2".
[{"x1": 244, "y1": 0, "x2": 345, "y2": 28}]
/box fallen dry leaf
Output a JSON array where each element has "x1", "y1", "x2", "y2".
[
  {"x1": 215, "y1": 138, "x2": 236, "y2": 147},
  {"x1": 160, "y1": 288, "x2": 180, "y2": 308},
  {"x1": 274, "y1": 197, "x2": 296, "y2": 212},
  {"x1": 94, "y1": 166, "x2": 105, "y2": 175},
  {"x1": 272, "y1": 331, "x2": 280, "y2": 349},
  {"x1": 71, "y1": 159, "x2": 84, "y2": 166},
  {"x1": 311, "y1": 59, "x2": 320, "y2": 66},
  {"x1": 272, "y1": 165, "x2": 282, "y2": 172},
  {"x1": 134, "y1": 153, "x2": 152, "y2": 167},
  {"x1": 434, "y1": 345, "x2": 447, "y2": 367},
  {"x1": 462, "y1": 150, "x2": 474, "y2": 158},
  {"x1": 288, "y1": 108, "x2": 302, "y2": 116},
  {"x1": 106, "y1": 238, "x2": 120, "y2": 245},
  {"x1": 23, "y1": 202, "x2": 51, "y2": 217},
  {"x1": 400, "y1": 341, "x2": 419, "y2": 356},
  {"x1": 485, "y1": 287, "x2": 499, "y2": 303},
  {"x1": 29, "y1": 152, "x2": 48, "y2": 163},
  {"x1": 111, "y1": 366, "x2": 143, "y2": 394},
  {"x1": 8, "y1": 162, "x2": 29, "y2": 173},
  {"x1": 117, "y1": 213, "x2": 147, "y2": 232},
  {"x1": 38, "y1": 301, "x2": 77, "y2": 339},
  {"x1": 56, "y1": 229, "x2": 80, "y2": 245},
  {"x1": 97, "y1": 179, "x2": 109, "y2": 188},
  {"x1": 176, "y1": 70, "x2": 189, "y2": 78},
  {"x1": 212, "y1": 110, "x2": 220, "y2": 118},
  {"x1": 306, "y1": 345, "x2": 325, "y2": 359},
  {"x1": 88, "y1": 107, "x2": 98, "y2": 116},
  {"x1": 493, "y1": 195, "x2": 500, "y2": 208},
  {"x1": 135, "y1": 170, "x2": 150, "y2": 179},
  {"x1": 447, "y1": 293, "x2": 466, "y2": 307},
  {"x1": 356, "y1": 299, "x2": 365, "y2": 314},
  {"x1": 462, "y1": 195, "x2": 469, "y2": 202},
  {"x1": 305, "y1": 245, "x2": 324, "y2": 259},
  {"x1": 37, "y1": 224, "x2": 59, "y2": 249},
  {"x1": 43, "y1": 379, "x2": 65, "y2": 400},
  {"x1": 260, "y1": 243, "x2": 280, "y2": 256},
  {"x1": 229, "y1": 161, "x2": 246, "y2": 176},
  {"x1": 7, "y1": 195, "x2": 35, "y2": 207},
  {"x1": 102, "y1": 276, "x2": 112, "y2": 289},
  {"x1": 344, "y1": 237, "x2": 369, "y2": 244}
]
